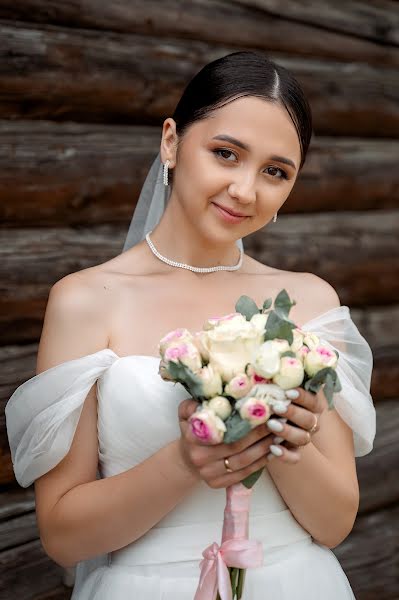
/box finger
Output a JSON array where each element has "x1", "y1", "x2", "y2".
[
  {"x1": 203, "y1": 433, "x2": 274, "y2": 479},
  {"x1": 286, "y1": 387, "x2": 325, "y2": 415},
  {"x1": 222, "y1": 422, "x2": 274, "y2": 457},
  {"x1": 209, "y1": 449, "x2": 273, "y2": 489},
  {"x1": 178, "y1": 398, "x2": 200, "y2": 422},
  {"x1": 275, "y1": 403, "x2": 320, "y2": 435},
  {"x1": 266, "y1": 418, "x2": 311, "y2": 447},
  {"x1": 266, "y1": 443, "x2": 301, "y2": 465}
]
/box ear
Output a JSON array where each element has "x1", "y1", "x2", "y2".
[{"x1": 160, "y1": 118, "x2": 178, "y2": 167}]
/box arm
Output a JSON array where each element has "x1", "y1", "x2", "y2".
[
  {"x1": 265, "y1": 274, "x2": 359, "y2": 548},
  {"x1": 34, "y1": 272, "x2": 198, "y2": 569}
]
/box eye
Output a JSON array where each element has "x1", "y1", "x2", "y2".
[
  {"x1": 213, "y1": 148, "x2": 237, "y2": 161},
  {"x1": 265, "y1": 166, "x2": 288, "y2": 180}
]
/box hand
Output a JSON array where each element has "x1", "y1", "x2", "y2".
[
  {"x1": 177, "y1": 398, "x2": 274, "y2": 489},
  {"x1": 265, "y1": 387, "x2": 324, "y2": 465}
]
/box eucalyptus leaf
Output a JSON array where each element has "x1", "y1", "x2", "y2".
[
  {"x1": 166, "y1": 361, "x2": 204, "y2": 398},
  {"x1": 224, "y1": 412, "x2": 252, "y2": 444},
  {"x1": 235, "y1": 295, "x2": 260, "y2": 321},
  {"x1": 262, "y1": 298, "x2": 272, "y2": 312},
  {"x1": 280, "y1": 350, "x2": 297, "y2": 358},
  {"x1": 241, "y1": 467, "x2": 264, "y2": 489},
  {"x1": 273, "y1": 289, "x2": 296, "y2": 319}
]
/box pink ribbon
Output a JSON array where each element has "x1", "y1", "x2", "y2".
[{"x1": 193, "y1": 538, "x2": 263, "y2": 600}]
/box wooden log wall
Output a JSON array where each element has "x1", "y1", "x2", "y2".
[{"x1": 0, "y1": 1, "x2": 398, "y2": 598}]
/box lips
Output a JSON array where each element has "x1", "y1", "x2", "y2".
[{"x1": 213, "y1": 203, "x2": 249, "y2": 217}]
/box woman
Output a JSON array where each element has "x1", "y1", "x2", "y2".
[{"x1": 6, "y1": 51, "x2": 375, "y2": 599}]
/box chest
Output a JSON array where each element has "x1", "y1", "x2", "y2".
[{"x1": 109, "y1": 273, "x2": 307, "y2": 357}]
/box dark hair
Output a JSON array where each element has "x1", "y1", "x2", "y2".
[{"x1": 171, "y1": 51, "x2": 313, "y2": 175}]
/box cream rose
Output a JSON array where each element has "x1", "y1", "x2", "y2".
[
  {"x1": 303, "y1": 332, "x2": 320, "y2": 351},
  {"x1": 203, "y1": 312, "x2": 247, "y2": 331},
  {"x1": 224, "y1": 373, "x2": 253, "y2": 399},
  {"x1": 291, "y1": 328, "x2": 305, "y2": 353},
  {"x1": 273, "y1": 356, "x2": 304, "y2": 390},
  {"x1": 163, "y1": 341, "x2": 202, "y2": 373},
  {"x1": 249, "y1": 312, "x2": 268, "y2": 334},
  {"x1": 252, "y1": 340, "x2": 281, "y2": 379},
  {"x1": 196, "y1": 364, "x2": 223, "y2": 398},
  {"x1": 202, "y1": 318, "x2": 263, "y2": 382},
  {"x1": 207, "y1": 396, "x2": 232, "y2": 420},
  {"x1": 158, "y1": 327, "x2": 194, "y2": 355},
  {"x1": 304, "y1": 344, "x2": 338, "y2": 377}
]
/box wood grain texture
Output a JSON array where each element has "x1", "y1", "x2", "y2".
[
  {"x1": 0, "y1": 21, "x2": 397, "y2": 135},
  {"x1": 0, "y1": 0, "x2": 398, "y2": 66},
  {"x1": 0, "y1": 122, "x2": 398, "y2": 227}
]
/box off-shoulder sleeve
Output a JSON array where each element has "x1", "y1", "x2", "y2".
[
  {"x1": 301, "y1": 306, "x2": 376, "y2": 457},
  {"x1": 5, "y1": 349, "x2": 118, "y2": 487}
]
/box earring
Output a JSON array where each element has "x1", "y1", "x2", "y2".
[
  {"x1": 163, "y1": 160, "x2": 170, "y2": 186},
  {"x1": 273, "y1": 213, "x2": 278, "y2": 223}
]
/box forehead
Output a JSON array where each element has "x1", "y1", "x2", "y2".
[{"x1": 190, "y1": 96, "x2": 301, "y2": 163}]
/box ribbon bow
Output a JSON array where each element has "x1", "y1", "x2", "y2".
[{"x1": 194, "y1": 538, "x2": 263, "y2": 600}]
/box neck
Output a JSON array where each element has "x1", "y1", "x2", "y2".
[{"x1": 149, "y1": 196, "x2": 242, "y2": 269}]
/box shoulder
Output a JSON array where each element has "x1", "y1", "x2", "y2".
[{"x1": 299, "y1": 272, "x2": 341, "y2": 311}]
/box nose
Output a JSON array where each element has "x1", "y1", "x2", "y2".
[{"x1": 228, "y1": 172, "x2": 256, "y2": 205}]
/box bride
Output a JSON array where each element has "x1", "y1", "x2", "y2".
[{"x1": 6, "y1": 51, "x2": 375, "y2": 599}]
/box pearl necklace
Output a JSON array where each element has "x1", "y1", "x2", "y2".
[{"x1": 145, "y1": 230, "x2": 243, "y2": 273}]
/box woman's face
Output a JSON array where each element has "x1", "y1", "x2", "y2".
[{"x1": 162, "y1": 95, "x2": 302, "y2": 245}]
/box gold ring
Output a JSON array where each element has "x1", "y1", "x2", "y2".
[
  {"x1": 308, "y1": 414, "x2": 318, "y2": 434},
  {"x1": 224, "y1": 457, "x2": 234, "y2": 473}
]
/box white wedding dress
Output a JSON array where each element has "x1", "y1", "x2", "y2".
[{"x1": 5, "y1": 305, "x2": 376, "y2": 599}]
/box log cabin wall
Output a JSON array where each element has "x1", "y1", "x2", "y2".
[{"x1": 0, "y1": 1, "x2": 398, "y2": 598}]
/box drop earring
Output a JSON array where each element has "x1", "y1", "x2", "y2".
[
  {"x1": 163, "y1": 160, "x2": 170, "y2": 186},
  {"x1": 273, "y1": 213, "x2": 278, "y2": 223}
]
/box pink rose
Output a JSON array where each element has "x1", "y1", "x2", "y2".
[
  {"x1": 189, "y1": 409, "x2": 226, "y2": 444},
  {"x1": 238, "y1": 396, "x2": 271, "y2": 427}
]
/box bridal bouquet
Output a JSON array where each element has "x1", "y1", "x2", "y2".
[{"x1": 157, "y1": 289, "x2": 342, "y2": 600}]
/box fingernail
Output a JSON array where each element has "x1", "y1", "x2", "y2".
[
  {"x1": 286, "y1": 389, "x2": 300, "y2": 399},
  {"x1": 273, "y1": 436, "x2": 284, "y2": 444},
  {"x1": 267, "y1": 419, "x2": 284, "y2": 432},
  {"x1": 270, "y1": 444, "x2": 283, "y2": 457},
  {"x1": 273, "y1": 402, "x2": 288, "y2": 414}
]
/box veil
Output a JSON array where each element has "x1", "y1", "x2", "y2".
[{"x1": 122, "y1": 151, "x2": 244, "y2": 253}]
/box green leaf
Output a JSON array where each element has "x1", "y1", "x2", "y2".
[
  {"x1": 262, "y1": 298, "x2": 272, "y2": 312},
  {"x1": 235, "y1": 295, "x2": 260, "y2": 321},
  {"x1": 224, "y1": 412, "x2": 252, "y2": 444},
  {"x1": 241, "y1": 467, "x2": 264, "y2": 489},
  {"x1": 304, "y1": 367, "x2": 341, "y2": 410},
  {"x1": 264, "y1": 313, "x2": 296, "y2": 344},
  {"x1": 281, "y1": 350, "x2": 297, "y2": 358},
  {"x1": 273, "y1": 289, "x2": 297, "y2": 320},
  {"x1": 166, "y1": 361, "x2": 204, "y2": 399}
]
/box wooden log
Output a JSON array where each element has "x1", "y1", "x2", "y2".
[
  {"x1": 236, "y1": 0, "x2": 399, "y2": 47},
  {"x1": 357, "y1": 399, "x2": 399, "y2": 514},
  {"x1": 0, "y1": 539, "x2": 68, "y2": 600},
  {"x1": 0, "y1": 1, "x2": 398, "y2": 67},
  {"x1": 0, "y1": 122, "x2": 398, "y2": 228},
  {"x1": 333, "y1": 504, "x2": 399, "y2": 599},
  {"x1": 0, "y1": 21, "x2": 397, "y2": 135}
]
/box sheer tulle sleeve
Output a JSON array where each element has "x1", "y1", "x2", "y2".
[
  {"x1": 5, "y1": 348, "x2": 118, "y2": 488},
  {"x1": 301, "y1": 306, "x2": 376, "y2": 457}
]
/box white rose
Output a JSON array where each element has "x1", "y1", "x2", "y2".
[
  {"x1": 273, "y1": 356, "x2": 304, "y2": 390},
  {"x1": 291, "y1": 328, "x2": 305, "y2": 353},
  {"x1": 253, "y1": 340, "x2": 281, "y2": 378},
  {"x1": 203, "y1": 312, "x2": 247, "y2": 331},
  {"x1": 193, "y1": 330, "x2": 210, "y2": 361},
  {"x1": 303, "y1": 333, "x2": 320, "y2": 351},
  {"x1": 249, "y1": 313, "x2": 268, "y2": 334},
  {"x1": 203, "y1": 319, "x2": 263, "y2": 382},
  {"x1": 196, "y1": 364, "x2": 223, "y2": 398},
  {"x1": 208, "y1": 396, "x2": 232, "y2": 420},
  {"x1": 237, "y1": 383, "x2": 288, "y2": 413},
  {"x1": 304, "y1": 345, "x2": 338, "y2": 377}
]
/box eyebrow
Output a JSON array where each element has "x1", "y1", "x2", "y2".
[{"x1": 212, "y1": 134, "x2": 297, "y2": 170}]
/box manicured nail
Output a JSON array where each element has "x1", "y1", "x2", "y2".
[
  {"x1": 267, "y1": 419, "x2": 284, "y2": 433},
  {"x1": 270, "y1": 444, "x2": 283, "y2": 457},
  {"x1": 286, "y1": 389, "x2": 300, "y2": 399},
  {"x1": 273, "y1": 436, "x2": 284, "y2": 444},
  {"x1": 273, "y1": 402, "x2": 288, "y2": 414}
]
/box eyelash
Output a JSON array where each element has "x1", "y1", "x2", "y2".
[{"x1": 212, "y1": 148, "x2": 288, "y2": 180}]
